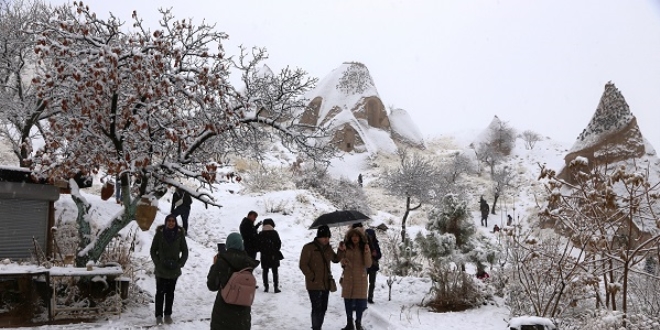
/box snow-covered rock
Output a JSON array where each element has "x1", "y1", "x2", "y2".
[{"x1": 301, "y1": 62, "x2": 423, "y2": 154}]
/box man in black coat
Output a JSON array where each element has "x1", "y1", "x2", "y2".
[
  {"x1": 239, "y1": 210, "x2": 262, "y2": 260},
  {"x1": 171, "y1": 187, "x2": 193, "y2": 233},
  {"x1": 479, "y1": 196, "x2": 489, "y2": 227}
]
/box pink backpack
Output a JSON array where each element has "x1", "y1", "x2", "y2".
[{"x1": 221, "y1": 267, "x2": 256, "y2": 306}]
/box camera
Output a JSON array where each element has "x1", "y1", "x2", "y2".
[{"x1": 217, "y1": 243, "x2": 226, "y2": 253}]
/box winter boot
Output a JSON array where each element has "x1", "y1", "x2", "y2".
[
  {"x1": 341, "y1": 319, "x2": 355, "y2": 330},
  {"x1": 155, "y1": 316, "x2": 163, "y2": 325},
  {"x1": 164, "y1": 315, "x2": 173, "y2": 324},
  {"x1": 355, "y1": 320, "x2": 363, "y2": 330},
  {"x1": 273, "y1": 271, "x2": 280, "y2": 293}
]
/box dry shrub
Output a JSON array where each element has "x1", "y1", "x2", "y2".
[
  {"x1": 242, "y1": 165, "x2": 295, "y2": 193},
  {"x1": 263, "y1": 198, "x2": 294, "y2": 215},
  {"x1": 426, "y1": 265, "x2": 486, "y2": 312},
  {"x1": 232, "y1": 158, "x2": 253, "y2": 172},
  {"x1": 296, "y1": 193, "x2": 310, "y2": 204}
]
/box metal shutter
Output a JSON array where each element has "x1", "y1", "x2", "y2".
[{"x1": 0, "y1": 198, "x2": 49, "y2": 259}]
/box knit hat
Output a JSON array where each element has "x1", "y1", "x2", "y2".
[
  {"x1": 352, "y1": 222, "x2": 363, "y2": 228},
  {"x1": 263, "y1": 218, "x2": 275, "y2": 228},
  {"x1": 316, "y1": 225, "x2": 331, "y2": 238},
  {"x1": 226, "y1": 232, "x2": 244, "y2": 251}
]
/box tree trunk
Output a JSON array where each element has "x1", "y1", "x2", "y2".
[
  {"x1": 401, "y1": 196, "x2": 411, "y2": 243},
  {"x1": 491, "y1": 192, "x2": 499, "y2": 215},
  {"x1": 73, "y1": 175, "x2": 166, "y2": 266},
  {"x1": 72, "y1": 192, "x2": 91, "y2": 267},
  {"x1": 400, "y1": 197, "x2": 423, "y2": 243}
]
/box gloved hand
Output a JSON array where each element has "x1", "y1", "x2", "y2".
[{"x1": 255, "y1": 221, "x2": 262, "y2": 228}]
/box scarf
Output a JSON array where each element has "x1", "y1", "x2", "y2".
[{"x1": 163, "y1": 226, "x2": 178, "y2": 244}]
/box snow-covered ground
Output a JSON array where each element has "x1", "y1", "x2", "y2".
[{"x1": 1, "y1": 133, "x2": 576, "y2": 329}]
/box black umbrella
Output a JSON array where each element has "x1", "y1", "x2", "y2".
[{"x1": 309, "y1": 210, "x2": 370, "y2": 229}]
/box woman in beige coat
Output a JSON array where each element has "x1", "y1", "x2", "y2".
[{"x1": 337, "y1": 228, "x2": 372, "y2": 330}]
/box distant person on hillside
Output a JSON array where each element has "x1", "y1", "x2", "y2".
[
  {"x1": 507, "y1": 214, "x2": 513, "y2": 226},
  {"x1": 357, "y1": 174, "x2": 363, "y2": 187},
  {"x1": 479, "y1": 196, "x2": 490, "y2": 227},
  {"x1": 258, "y1": 218, "x2": 283, "y2": 293},
  {"x1": 239, "y1": 211, "x2": 262, "y2": 260},
  {"x1": 493, "y1": 224, "x2": 500, "y2": 233},
  {"x1": 476, "y1": 269, "x2": 490, "y2": 280},
  {"x1": 171, "y1": 187, "x2": 192, "y2": 233}
]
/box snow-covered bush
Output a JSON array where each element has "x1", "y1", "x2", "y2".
[
  {"x1": 426, "y1": 195, "x2": 476, "y2": 248},
  {"x1": 295, "y1": 168, "x2": 371, "y2": 215},
  {"x1": 425, "y1": 264, "x2": 487, "y2": 312},
  {"x1": 263, "y1": 198, "x2": 294, "y2": 215},
  {"x1": 242, "y1": 165, "x2": 295, "y2": 193},
  {"x1": 563, "y1": 310, "x2": 660, "y2": 330},
  {"x1": 414, "y1": 194, "x2": 494, "y2": 311}
]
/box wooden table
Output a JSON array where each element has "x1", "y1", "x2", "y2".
[
  {"x1": 48, "y1": 266, "x2": 124, "y2": 321},
  {"x1": 0, "y1": 267, "x2": 50, "y2": 326}
]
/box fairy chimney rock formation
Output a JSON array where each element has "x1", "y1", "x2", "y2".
[
  {"x1": 559, "y1": 81, "x2": 656, "y2": 180},
  {"x1": 302, "y1": 62, "x2": 424, "y2": 153}
]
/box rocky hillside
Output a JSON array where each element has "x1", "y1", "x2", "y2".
[{"x1": 301, "y1": 62, "x2": 424, "y2": 153}]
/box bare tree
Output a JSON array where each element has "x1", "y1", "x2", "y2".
[
  {"x1": 0, "y1": 0, "x2": 52, "y2": 167},
  {"x1": 382, "y1": 148, "x2": 443, "y2": 242},
  {"x1": 489, "y1": 120, "x2": 516, "y2": 155},
  {"x1": 521, "y1": 130, "x2": 543, "y2": 150},
  {"x1": 29, "y1": 3, "x2": 332, "y2": 265},
  {"x1": 506, "y1": 226, "x2": 592, "y2": 318},
  {"x1": 475, "y1": 142, "x2": 504, "y2": 177},
  {"x1": 491, "y1": 165, "x2": 517, "y2": 215},
  {"x1": 439, "y1": 151, "x2": 475, "y2": 184},
  {"x1": 538, "y1": 160, "x2": 660, "y2": 326}
]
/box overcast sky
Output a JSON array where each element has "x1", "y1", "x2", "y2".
[{"x1": 50, "y1": 0, "x2": 660, "y2": 147}]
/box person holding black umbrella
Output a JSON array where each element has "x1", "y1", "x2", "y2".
[
  {"x1": 337, "y1": 227, "x2": 372, "y2": 330},
  {"x1": 299, "y1": 225, "x2": 340, "y2": 330}
]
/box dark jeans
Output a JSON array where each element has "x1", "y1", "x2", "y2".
[
  {"x1": 308, "y1": 290, "x2": 329, "y2": 330},
  {"x1": 171, "y1": 206, "x2": 190, "y2": 232},
  {"x1": 368, "y1": 270, "x2": 377, "y2": 301},
  {"x1": 155, "y1": 277, "x2": 178, "y2": 317},
  {"x1": 343, "y1": 298, "x2": 368, "y2": 322},
  {"x1": 262, "y1": 267, "x2": 279, "y2": 288}
]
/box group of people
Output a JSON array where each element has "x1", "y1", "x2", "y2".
[
  {"x1": 149, "y1": 206, "x2": 383, "y2": 330},
  {"x1": 149, "y1": 209, "x2": 284, "y2": 328},
  {"x1": 299, "y1": 223, "x2": 382, "y2": 330},
  {"x1": 479, "y1": 196, "x2": 515, "y2": 232},
  {"x1": 239, "y1": 211, "x2": 284, "y2": 293}
]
